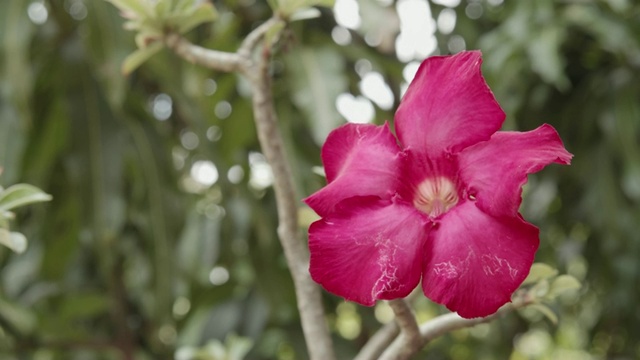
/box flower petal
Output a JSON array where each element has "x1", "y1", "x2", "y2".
[
  {"x1": 394, "y1": 51, "x2": 505, "y2": 156},
  {"x1": 422, "y1": 201, "x2": 539, "y2": 318},
  {"x1": 304, "y1": 122, "x2": 403, "y2": 217},
  {"x1": 459, "y1": 124, "x2": 573, "y2": 217},
  {"x1": 309, "y1": 197, "x2": 429, "y2": 306}
]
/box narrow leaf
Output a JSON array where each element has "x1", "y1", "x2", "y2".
[
  {"x1": 121, "y1": 42, "x2": 163, "y2": 75},
  {"x1": 529, "y1": 303, "x2": 558, "y2": 325},
  {"x1": 0, "y1": 184, "x2": 52, "y2": 212},
  {"x1": 0, "y1": 229, "x2": 27, "y2": 253},
  {"x1": 177, "y1": 4, "x2": 218, "y2": 34},
  {"x1": 522, "y1": 263, "x2": 558, "y2": 285},
  {"x1": 546, "y1": 275, "x2": 581, "y2": 299}
]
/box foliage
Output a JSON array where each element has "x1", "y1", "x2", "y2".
[{"x1": 0, "y1": 0, "x2": 638, "y2": 359}]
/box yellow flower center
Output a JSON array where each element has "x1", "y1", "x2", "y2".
[{"x1": 413, "y1": 177, "x2": 459, "y2": 217}]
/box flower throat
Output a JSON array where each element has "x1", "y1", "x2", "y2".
[{"x1": 413, "y1": 177, "x2": 459, "y2": 217}]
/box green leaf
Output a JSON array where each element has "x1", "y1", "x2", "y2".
[
  {"x1": 0, "y1": 229, "x2": 27, "y2": 253},
  {"x1": 121, "y1": 42, "x2": 163, "y2": 75},
  {"x1": 177, "y1": 4, "x2": 218, "y2": 34},
  {"x1": 105, "y1": 0, "x2": 152, "y2": 18},
  {"x1": 522, "y1": 263, "x2": 558, "y2": 285},
  {"x1": 546, "y1": 275, "x2": 581, "y2": 299},
  {"x1": 290, "y1": 7, "x2": 322, "y2": 22},
  {"x1": 0, "y1": 184, "x2": 52, "y2": 212},
  {"x1": 529, "y1": 303, "x2": 558, "y2": 325}
]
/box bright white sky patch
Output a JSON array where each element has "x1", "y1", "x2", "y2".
[
  {"x1": 152, "y1": 93, "x2": 172, "y2": 121},
  {"x1": 331, "y1": 26, "x2": 352, "y2": 45},
  {"x1": 190, "y1": 160, "x2": 219, "y2": 186},
  {"x1": 249, "y1": 152, "x2": 274, "y2": 190},
  {"x1": 402, "y1": 61, "x2": 421, "y2": 83},
  {"x1": 28, "y1": 1, "x2": 48, "y2": 25},
  {"x1": 334, "y1": 0, "x2": 361, "y2": 30},
  {"x1": 359, "y1": 72, "x2": 395, "y2": 110},
  {"x1": 437, "y1": 8, "x2": 457, "y2": 35},
  {"x1": 431, "y1": 0, "x2": 461, "y2": 7},
  {"x1": 395, "y1": 0, "x2": 437, "y2": 62},
  {"x1": 336, "y1": 93, "x2": 375, "y2": 124}
]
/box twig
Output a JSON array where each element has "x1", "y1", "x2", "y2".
[
  {"x1": 238, "y1": 17, "x2": 283, "y2": 59},
  {"x1": 353, "y1": 322, "x2": 399, "y2": 360},
  {"x1": 379, "y1": 300, "x2": 424, "y2": 360},
  {"x1": 375, "y1": 293, "x2": 536, "y2": 360},
  {"x1": 164, "y1": 34, "x2": 246, "y2": 73}
]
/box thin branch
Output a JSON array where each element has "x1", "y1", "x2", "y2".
[
  {"x1": 238, "y1": 17, "x2": 283, "y2": 59},
  {"x1": 353, "y1": 322, "x2": 399, "y2": 360},
  {"x1": 164, "y1": 34, "x2": 246, "y2": 73},
  {"x1": 246, "y1": 41, "x2": 335, "y2": 360},
  {"x1": 377, "y1": 293, "x2": 536, "y2": 360},
  {"x1": 379, "y1": 300, "x2": 424, "y2": 360}
]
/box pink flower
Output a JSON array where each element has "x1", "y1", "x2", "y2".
[{"x1": 303, "y1": 51, "x2": 573, "y2": 318}]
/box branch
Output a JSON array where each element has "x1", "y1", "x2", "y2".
[
  {"x1": 164, "y1": 34, "x2": 246, "y2": 73},
  {"x1": 378, "y1": 300, "x2": 424, "y2": 360},
  {"x1": 353, "y1": 322, "x2": 398, "y2": 360},
  {"x1": 246, "y1": 39, "x2": 335, "y2": 360},
  {"x1": 238, "y1": 17, "x2": 283, "y2": 59},
  {"x1": 376, "y1": 294, "x2": 536, "y2": 360}
]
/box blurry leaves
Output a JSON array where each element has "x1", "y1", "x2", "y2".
[
  {"x1": 0, "y1": 184, "x2": 52, "y2": 213},
  {"x1": 268, "y1": 0, "x2": 335, "y2": 19},
  {"x1": 522, "y1": 263, "x2": 558, "y2": 286},
  {"x1": 106, "y1": 0, "x2": 218, "y2": 74},
  {"x1": 122, "y1": 41, "x2": 164, "y2": 75},
  {"x1": 286, "y1": 47, "x2": 347, "y2": 144},
  {"x1": 0, "y1": 184, "x2": 51, "y2": 253},
  {"x1": 518, "y1": 264, "x2": 581, "y2": 325}
]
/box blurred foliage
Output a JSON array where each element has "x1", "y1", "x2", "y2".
[{"x1": 0, "y1": 0, "x2": 638, "y2": 359}]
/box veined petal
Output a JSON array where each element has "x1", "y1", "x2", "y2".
[
  {"x1": 309, "y1": 197, "x2": 429, "y2": 306},
  {"x1": 459, "y1": 124, "x2": 573, "y2": 217},
  {"x1": 395, "y1": 51, "x2": 505, "y2": 156},
  {"x1": 422, "y1": 201, "x2": 539, "y2": 318},
  {"x1": 304, "y1": 122, "x2": 403, "y2": 217}
]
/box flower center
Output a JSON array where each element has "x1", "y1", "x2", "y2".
[{"x1": 413, "y1": 177, "x2": 459, "y2": 217}]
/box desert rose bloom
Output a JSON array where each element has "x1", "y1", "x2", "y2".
[{"x1": 303, "y1": 51, "x2": 572, "y2": 318}]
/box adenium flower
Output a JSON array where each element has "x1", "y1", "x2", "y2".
[{"x1": 303, "y1": 51, "x2": 572, "y2": 318}]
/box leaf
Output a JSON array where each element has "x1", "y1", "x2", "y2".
[
  {"x1": 106, "y1": 0, "x2": 152, "y2": 18},
  {"x1": 121, "y1": 42, "x2": 164, "y2": 75},
  {"x1": 290, "y1": 7, "x2": 322, "y2": 22},
  {"x1": 529, "y1": 303, "x2": 558, "y2": 325},
  {"x1": 546, "y1": 275, "x2": 581, "y2": 299},
  {"x1": 522, "y1": 263, "x2": 558, "y2": 285},
  {"x1": 0, "y1": 229, "x2": 27, "y2": 253},
  {"x1": 0, "y1": 184, "x2": 52, "y2": 212},
  {"x1": 177, "y1": 3, "x2": 218, "y2": 34}
]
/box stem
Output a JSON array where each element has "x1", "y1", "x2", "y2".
[
  {"x1": 372, "y1": 294, "x2": 536, "y2": 360},
  {"x1": 379, "y1": 300, "x2": 423, "y2": 360},
  {"x1": 353, "y1": 322, "x2": 398, "y2": 360},
  {"x1": 164, "y1": 34, "x2": 246, "y2": 72}
]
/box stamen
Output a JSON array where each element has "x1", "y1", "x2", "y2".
[{"x1": 413, "y1": 177, "x2": 459, "y2": 217}]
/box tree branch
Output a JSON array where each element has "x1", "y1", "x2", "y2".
[
  {"x1": 353, "y1": 322, "x2": 399, "y2": 360},
  {"x1": 379, "y1": 300, "x2": 424, "y2": 360},
  {"x1": 164, "y1": 34, "x2": 246, "y2": 73},
  {"x1": 245, "y1": 40, "x2": 335, "y2": 360},
  {"x1": 375, "y1": 293, "x2": 536, "y2": 360}
]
